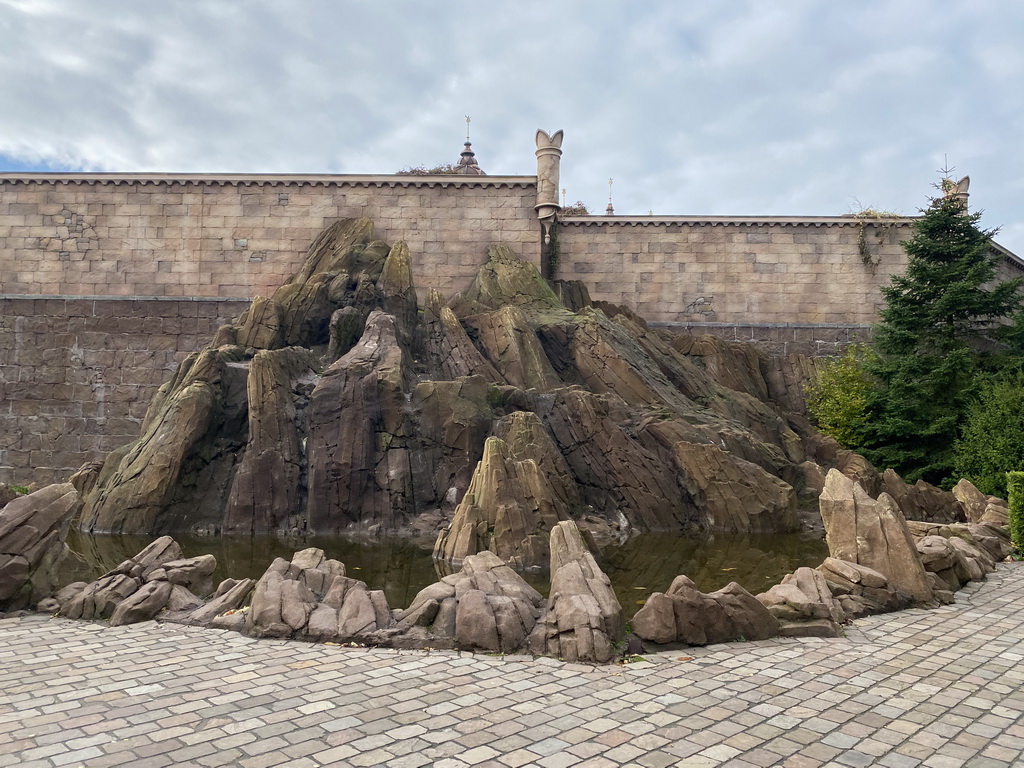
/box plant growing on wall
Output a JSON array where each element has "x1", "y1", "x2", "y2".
[
  {"x1": 559, "y1": 201, "x2": 590, "y2": 216},
  {"x1": 395, "y1": 164, "x2": 461, "y2": 175},
  {"x1": 851, "y1": 206, "x2": 901, "y2": 270}
]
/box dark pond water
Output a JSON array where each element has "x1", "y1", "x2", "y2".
[{"x1": 63, "y1": 530, "x2": 829, "y2": 619}]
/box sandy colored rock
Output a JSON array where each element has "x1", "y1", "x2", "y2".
[
  {"x1": 952, "y1": 479, "x2": 989, "y2": 524},
  {"x1": 434, "y1": 411, "x2": 579, "y2": 568},
  {"x1": 527, "y1": 521, "x2": 624, "y2": 663},
  {"x1": 819, "y1": 470, "x2": 934, "y2": 605},
  {"x1": 758, "y1": 567, "x2": 845, "y2": 632},
  {"x1": 816, "y1": 557, "x2": 911, "y2": 617},
  {"x1": 0, "y1": 483, "x2": 78, "y2": 610}
]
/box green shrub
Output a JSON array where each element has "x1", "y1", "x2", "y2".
[
  {"x1": 805, "y1": 344, "x2": 874, "y2": 450},
  {"x1": 952, "y1": 375, "x2": 1024, "y2": 498},
  {"x1": 1006, "y1": 471, "x2": 1024, "y2": 553}
]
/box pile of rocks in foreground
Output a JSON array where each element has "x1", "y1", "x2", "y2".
[{"x1": 2, "y1": 470, "x2": 1016, "y2": 662}]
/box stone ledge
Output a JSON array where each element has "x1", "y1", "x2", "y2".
[{"x1": 0, "y1": 173, "x2": 539, "y2": 190}]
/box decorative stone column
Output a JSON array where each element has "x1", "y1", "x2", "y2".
[{"x1": 535, "y1": 129, "x2": 563, "y2": 277}]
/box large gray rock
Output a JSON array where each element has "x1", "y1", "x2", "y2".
[
  {"x1": 394, "y1": 551, "x2": 543, "y2": 653},
  {"x1": 0, "y1": 483, "x2": 78, "y2": 611},
  {"x1": 434, "y1": 411, "x2": 580, "y2": 568},
  {"x1": 758, "y1": 567, "x2": 844, "y2": 637},
  {"x1": 527, "y1": 521, "x2": 624, "y2": 663},
  {"x1": 819, "y1": 469, "x2": 934, "y2": 606},
  {"x1": 634, "y1": 575, "x2": 780, "y2": 645}
]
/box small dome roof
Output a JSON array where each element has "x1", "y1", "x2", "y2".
[{"x1": 454, "y1": 141, "x2": 486, "y2": 175}]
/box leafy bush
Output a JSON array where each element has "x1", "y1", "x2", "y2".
[
  {"x1": 805, "y1": 344, "x2": 874, "y2": 450},
  {"x1": 1006, "y1": 471, "x2": 1024, "y2": 552},
  {"x1": 560, "y1": 201, "x2": 590, "y2": 215},
  {"x1": 395, "y1": 164, "x2": 460, "y2": 175},
  {"x1": 953, "y1": 374, "x2": 1024, "y2": 497}
]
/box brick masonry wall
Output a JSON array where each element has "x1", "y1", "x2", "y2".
[
  {"x1": 0, "y1": 175, "x2": 540, "y2": 301},
  {"x1": 557, "y1": 217, "x2": 916, "y2": 325},
  {"x1": 0, "y1": 296, "x2": 249, "y2": 486},
  {"x1": 557, "y1": 217, "x2": 1024, "y2": 325}
]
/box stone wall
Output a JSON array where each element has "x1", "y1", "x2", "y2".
[
  {"x1": 0, "y1": 174, "x2": 540, "y2": 301},
  {"x1": 557, "y1": 216, "x2": 912, "y2": 325},
  {"x1": 653, "y1": 322, "x2": 873, "y2": 357},
  {"x1": 0, "y1": 296, "x2": 248, "y2": 486},
  {"x1": 5, "y1": 176, "x2": 1024, "y2": 487},
  {"x1": 557, "y1": 216, "x2": 1024, "y2": 325}
]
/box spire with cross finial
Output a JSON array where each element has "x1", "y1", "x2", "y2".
[
  {"x1": 454, "y1": 115, "x2": 486, "y2": 175},
  {"x1": 605, "y1": 177, "x2": 615, "y2": 215}
]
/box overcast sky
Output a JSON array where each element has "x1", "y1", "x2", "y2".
[{"x1": 2, "y1": 0, "x2": 1022, "y2": 254}]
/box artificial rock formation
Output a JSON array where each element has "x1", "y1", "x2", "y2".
[
  {"x1": 243, "y1": 548, "x2": 393, "y2": 641},
  {"x1": 0, "y1": 483, "x2": 78, "y2": 612},
  {"x1": 395, "y1": 550, "x2": 545, "y2": 653},
  {"x1": 757, "y1": 567, "x2": 845, "y2": 637},
  {"x1": 882, "y1": 470, "x2": 964, "y2": 524},
  {"x1": 527, "y1": 521, "x2": 624, "y2": 663},
  {"x1": 59, "y1": 536, "x2": 205, "y2": 623},
  {"x1": 632, "y1": 575, "x2": 780, "y2": 646},
  {"x1": 70, "y1": 217, "x2": 875, "y2": 570},
  {"x1": 433, "y1": 411, "x2": 579, "y2": 567},
  {"x1": 816, "y1": 557, "x2": 912, "y2": 618},
  {"x1": 818, "y1": 469, "x2": 934, "y2": 606}
]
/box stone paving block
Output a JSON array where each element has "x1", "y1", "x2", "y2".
[{"x1": 3, "y1": 563, "x2": 1024, "y2": 767}]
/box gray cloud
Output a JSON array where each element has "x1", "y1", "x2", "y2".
[{"x1": 1, "y1": 0, "x2": 1021, "y2": 253}]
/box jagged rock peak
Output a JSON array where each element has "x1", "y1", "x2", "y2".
[
  {"x1": 449, "y1": 243, "x2": 564, "y2": 318},
  {"x1": 433, "y1": 410, "x2": 580, "y2": 569}
]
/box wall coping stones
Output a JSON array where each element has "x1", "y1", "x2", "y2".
[
  {"x1": 559, "y1": 214, "x2": 917, "y2": 228},
  {"x1": 0, "y1": 172, "x2": 538, "y2": 190},
  {"x1": 0, "y1": 294, "x2": 250, "y2": 302},
  {"x1": 652, "y1": 321, "x2": 874, "y2": 330}
]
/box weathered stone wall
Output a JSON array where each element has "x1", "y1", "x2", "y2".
[
  {"x1": 0, "y1": 174, "x2": 540, "y2": 300},
  {"x1": 0, "y1": 296, "x2": 248, "y2": 486},
  {"x1": 558, "y1": 216, "x2": 1024, "y2": 325},
  {"x1": 4, "y1": 176, "x2": 1024, "y2": 487},
  {"x1": 557, "y1": 217, "x2": 913, "y2": 325}
]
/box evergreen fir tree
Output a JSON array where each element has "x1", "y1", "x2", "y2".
[{"x1": 862, "y1": 185, "x2": 1023, "y2": 486}]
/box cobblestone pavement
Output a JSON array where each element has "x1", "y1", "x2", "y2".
[{"x1": 2, "y1": 564, "x2": 1023, "y2": 768}]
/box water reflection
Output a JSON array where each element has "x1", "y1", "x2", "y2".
[
  {"x1": 599, "y1": 532, "x2": 829, "y2": 618},
  {"x1": 64, "y1": 530, "x2": 828, "y2": 619}
]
